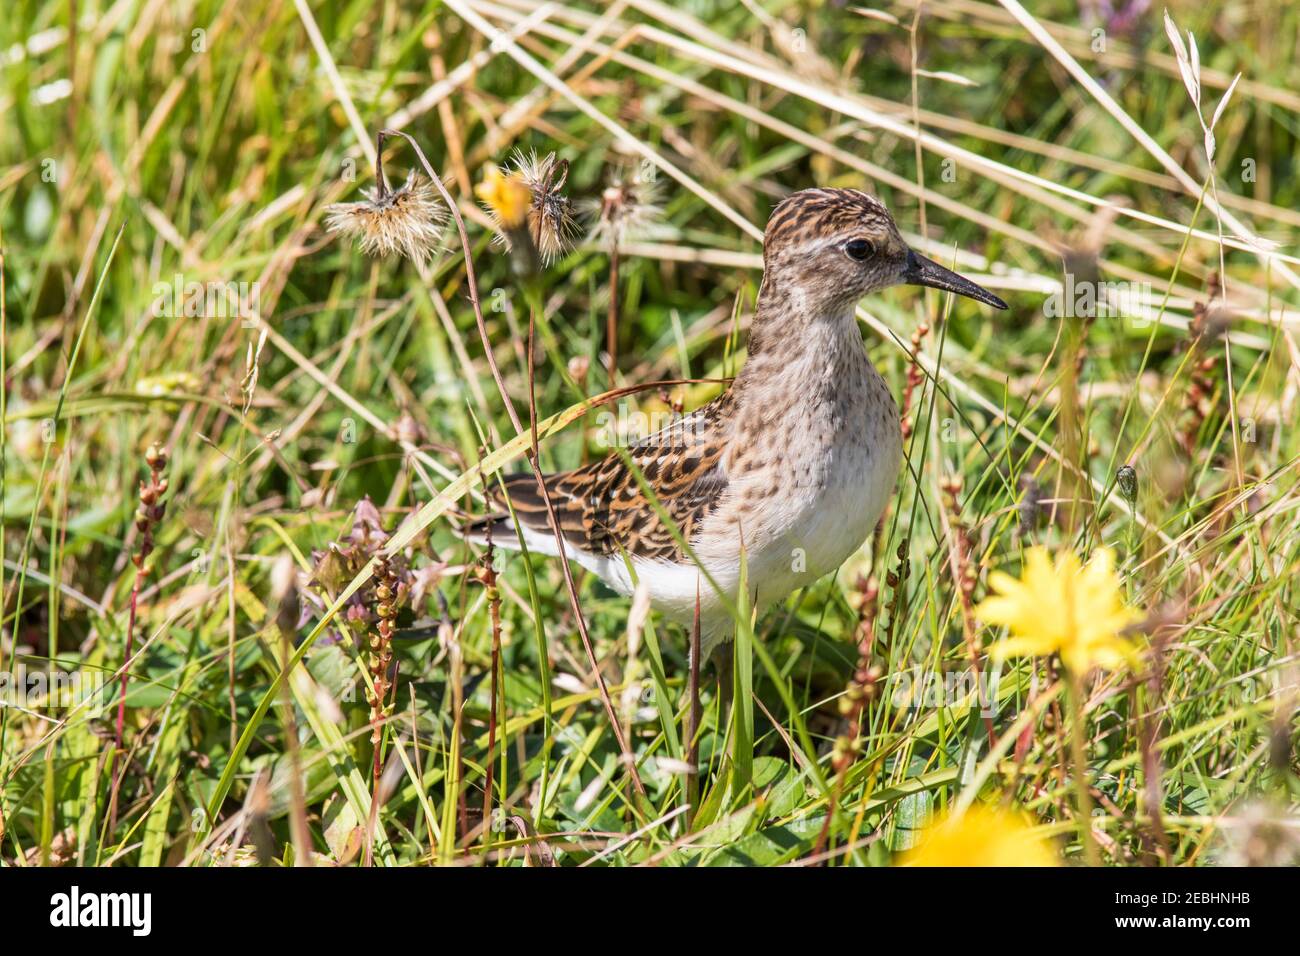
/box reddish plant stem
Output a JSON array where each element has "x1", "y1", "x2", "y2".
[
  {"x1": 107, "y1": 566, "x2": 144, "y2": 831},
  {"x1": 813, "y1": 578, "x2": 880, "y2": 862},
  {"x1": 481, "y1": 540, "x2": 502, "y2": 853},
  {"x1": 108, "y1": 448, "x2": 166, "y2": 832},
  {"x1": 526, "y1": 306, "x2": 648, "y2": 804}
]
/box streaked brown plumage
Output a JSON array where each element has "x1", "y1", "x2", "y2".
[
  {"x1": 488, "y1": 390, "x2": 735, "y2": 562},
  {"x1": 467, "y1": 188, "x2": 1006, "y2": 657}
]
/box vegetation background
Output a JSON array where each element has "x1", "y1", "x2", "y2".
[{"x1": 1, "y1": 0, "x2": 1297, "y2": 866}]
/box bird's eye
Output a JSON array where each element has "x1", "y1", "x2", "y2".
[{"x1": 845, "y1": 238, "x2": 874, "y2": 261}]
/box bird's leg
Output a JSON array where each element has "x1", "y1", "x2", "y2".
[
  {"x1": 710, "y1": 640, "x2": 734, "y2": 737},
  {"x1": 684, "y1": 596, "x2": 703, "y2": 823}
]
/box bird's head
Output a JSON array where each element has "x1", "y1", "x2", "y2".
[{"x1": 761, "y1": 188, "x2": 1007, "y2": 314}]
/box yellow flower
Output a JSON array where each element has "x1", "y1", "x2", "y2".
[
  {"x1": 475, "y1": 165, "x2": 531, "y2": 230},
  {"x1": 902, "y1": 805, "x2": 1058, "y2": 867},
  {"x1": 977, "y1": 546, "x2": 1141, "y2": 673},
  {"x1": 134, "y1": 371, "x2": 202, "y2": 396}
]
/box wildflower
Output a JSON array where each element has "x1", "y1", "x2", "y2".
[
  {"x1": 304, "y1": 497, "x2": 419, "y2": 646},
  {"x1": 976, "y1": 546, "x2": 1141, "y2": 673},
  {"x1": 476, "y1": 164, "x2": 532, "y2": 231},
  {"x1": 902, "y1": 805, "x2": 1058, "y2": 867},
  {"x1": 508, "y1": 149, "x2": 577, "y2": 264},
  {"x1": 478, "y1": 153, "x2": 576, "y2": 266},
  {"x1": 325, "y1": 170, "x2": 444, "y2": 266},
  {"x1": 582, "y1": 163, "x2": 667, "y2": 252},
  {"x1": 134, "y1": 371, "x2": 202, "y2": 396}
]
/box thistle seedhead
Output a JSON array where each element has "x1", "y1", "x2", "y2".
[
  {"x1": 511, "y1": 149, "x2": 578, "y2": 264},
  {"x1": 582, "y1": 163, "x2": 667, "y2": 252},
  {"x1": 478, "y1": 151, "x2": 577, "y2": 266},
  {"x1": 325, "y1": 170, "x2": 445, "y2": 266}
]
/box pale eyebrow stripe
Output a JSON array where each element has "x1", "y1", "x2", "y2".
[{"x1": 776, "y1": 233, "x2": 870, "y2": 257}]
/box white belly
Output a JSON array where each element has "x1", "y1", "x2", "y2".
[{"x1": 623, "y1": 390, "x2": 902, "y2": 654}]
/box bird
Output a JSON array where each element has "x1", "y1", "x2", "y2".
[{"x1": 467, "y1": 188, "x2": 1006, "y2": 666}]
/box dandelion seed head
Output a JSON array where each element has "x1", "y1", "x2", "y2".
[
  {"x1": 325, "y1": 170, "x2": 445, "y2": 266},
  {"x1": 583, "y1": 164, "x2": 668, "y2": 251}
]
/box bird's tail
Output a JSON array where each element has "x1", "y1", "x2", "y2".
[{"x1": 459, "y1": 472, "x2": 569, "y2": 557}]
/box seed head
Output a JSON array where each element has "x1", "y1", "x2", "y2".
[
  {"x1": 325, "y1": 170, "x2": 445, "y2": 266},
  {"x1": 479, "y1": 151, "x2": 577, "y2": 265},
  {"x1": 583, "y1": 164, "x2": 667, "y2": 252},
  {"x1": 145, "y1": 443, "x2": 168, "y2": 471},
  {"x1": 1116, "y1": 464, "x2": 1138, "y2": 504}
]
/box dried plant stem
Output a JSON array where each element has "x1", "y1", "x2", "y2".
[
  {"x1": 107, "y1": 583, "x2": 142, "y2": 831},
  {"x1": 606, "y1": 247, "x2": 620, "y2": 379},
  {"x1": 1057, "y1": 312, "x2": 1089, "y2": 534},
  {"x1": 1138, "y1": 631, "x2": 1173, "y2": 864},
  {"x1": 450, "y1": 626, "x2": 467, "y2": 848},
  {"x1": 378, "y1": 128, "x2": 646, "y2": 803},
  {"x1": 526, "y1": 300, "x2": 648, "y2": 805},
  {"x1": 813, "y1": 577, "x2": 881, "y2": 862},
  {"x1": 938, "y1": 476, "x2": 996, "y2": 748},
  {"x1": 280, "y1": 625, "x2": 313, "y2": 866},
  {"x1": 897, "y1": 321, "x2": 929, "y2": 442}
]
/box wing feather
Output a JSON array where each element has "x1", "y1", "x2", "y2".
[{"x1": 465, "y1": 392, "x2": 733, "y2": 561}]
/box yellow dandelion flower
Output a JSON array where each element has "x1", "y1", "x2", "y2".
[
  {"x1": 977, "y1": 546, "x2": 1141, "y2": 674},
  {"x1": 902, "y1": 805, "x2": 1058, "y2": 867},
  {"x1": 475, "y1": 165, "x2": 531, "y2": 231}
]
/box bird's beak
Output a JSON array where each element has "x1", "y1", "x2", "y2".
[{"x1": 903, "y1": 249, "x2": 1007, "y2": 309}]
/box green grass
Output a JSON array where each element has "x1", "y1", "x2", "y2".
[{"x1": 1, "y1": 0, "x2": 1297, "y2": 866}]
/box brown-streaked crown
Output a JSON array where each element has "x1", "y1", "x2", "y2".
[
  {"x1": 761, "y1": 187, "x2": 910, "y2": 309},
  {"x1": 759, "y1": 187, "x2": 1008, "y2": 313},
  {"x1": 764, "y1": 187, "x2": 894, "y2": 255}
]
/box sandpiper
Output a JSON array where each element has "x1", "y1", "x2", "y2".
[{"x1": 469, "y1": 188, "x2": 1006, "y2": 659}]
